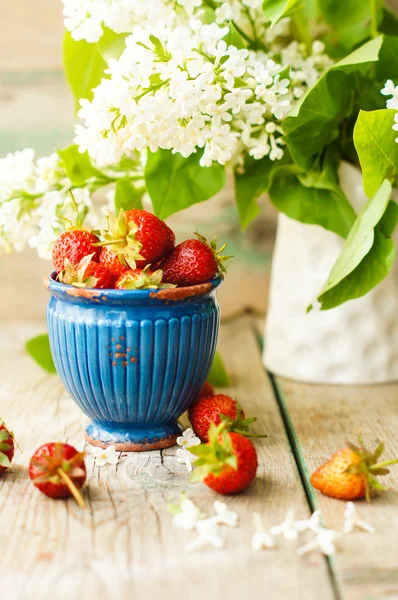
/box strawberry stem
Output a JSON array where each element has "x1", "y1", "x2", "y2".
[
  {"x1": 57, "y1": 468, "x2": 86, "y2": 509},
  {"x1": 369, "y1": 458, "x2": 398, "y2": 470}
]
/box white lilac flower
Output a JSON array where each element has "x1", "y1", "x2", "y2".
[
  {"x1": 185, "y1": 519, "x2": 224, "y2": 551},
  {"x1": 382, "y1": 80, "x2": 398, "y2": 142},
  {"x1": 381, "y1": 79, "x2": 398, "y2": 111},
  {"x1": 270, "y1": 509, "x2": 300, "y2": 541},
  {"x1": 294, "y1": 510, "x2": 322, "y2": 533},
  {"x1": 92, "y1": 445, "x2": 120, "y2": 467},
  {"x1": 251, "y1": 512, "x2": 276, "y2": 550},
  {"x1": 176, "y1": 448, "x2": 195, "y2": 472},
  {"x1": 210, "y1": 501, "x2": 238, "y2": 527},
  {"x1": 177, "y1": 428, "x2": 201, "y2": 449},
  {"x1": 343, "y1": 502, "x2": 375, "y2": 534},
  {"x1": 74, "y1": 21, "x2": 294, "y2": 167},
  {"x1": 297, "y1": 528, "x2": 342, "y2": 557},
  {"x1": 170, "y1": 495, "x2": 204, "y2": 530}
]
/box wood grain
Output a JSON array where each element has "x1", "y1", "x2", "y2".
[
  {"x1": 0, "y1": 317, "x2": 335, "y2": 600},
  {"x1": 272, "y1": 372, "x2": 398, "y2": 600}
]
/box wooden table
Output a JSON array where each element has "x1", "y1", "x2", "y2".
[{"x1": 1, "y1": 313, "x2": 397, "y2": 600}]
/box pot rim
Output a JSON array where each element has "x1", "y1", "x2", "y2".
[{"x1": 44, "y1": 272, "x2": 222, "y2": 304}]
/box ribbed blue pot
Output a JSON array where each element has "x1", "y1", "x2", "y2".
[{"x1": 45, "y1": 274, "x2": 221, "y2": 451}]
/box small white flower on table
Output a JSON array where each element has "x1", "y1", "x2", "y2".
[
  {"x1": 176, "y1": 448, "x2": 195, "y2": 472},
  {"x1": 295, "y1": 510, "x2": 322, "y2": 533},
  {"x1": 210, "y1": 501, "x2": 238, "y2": 527},
  {"x1": 344, "y1": 502, "x2": 375, "y2": 534},
  {"x1": 252, "y1": 513, "x2": 276, "y2": 551},
  {"x1": 270, "y1": 509, "x2": 300, "y2": 541},
  {"x1": 92, "y1": 445, "x2": 119, "y2": 467},
  {"x1": 177, "y1": 428, "x2": 201, "y2": 449},
  {"x1": 297, "y1": 528, "x2": 342, "y2": 557},
  {"x1": 171, "y1": 496, "x2": 204, "y2": 531},
  {"x1": 185, "y1": 519, "x2": 224, "y2": 552},
  {"x1": 176, "y1": 428, "x2": 201, "y2": 472}
]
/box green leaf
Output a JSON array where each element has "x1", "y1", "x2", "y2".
[
  {"x1": 354, "y1": 109, "x2": 398, "y2": 198},
  {"x1": 263, "y1": 0, "x2": 300, "y2": 26},
  {"x1": 379, "y1": 7, "x2": 398, "y2": 36},
  {"x1": 0, "y1": 430, "x2": 9, "y2": 442},
  {"x1": 314, "y1": 180, "x2": 395, "y2": 310},
  {"x1": 283, "y1": 35, "x2": 390, "y2": 171},
  {"x1": 63, "y1": 31, "x2": 107, "y2": 112},
  {"x1": 379, "y1": 200, "x2": 398, "y2": 236},
  {"x1": 234, "y1": 156, "x2": 277, "y2": 230},
  {"x1": 208, "y1": 350, "x2": 230, "y2": 387},
  {"x1": 318, "y1": 0, "x2": 383, "y2": 53},
  {"x1": 144, "y1": 149, "x2": 226, "y2": 220},
  {"x1": 115, "y1": 177, "x2": 144, "y2": 211},
  {"x1": 0, "y1": 453, "x2": 11, "y2": 468},
  {"x1": 224, "y1": 22, "x2": 247, "y2": 49},
  {"x1": 269, "y1": 164, "x2": 356, "y2": 238},
  {"x1": 58, "y1": 144, "x2": 104, "y2": 187},
  {"x1": 25, "y1": 334, "x2": 57, "y2": 374},
  {"x1": 98, "y1": 28, "x2": 128, "y2": 60}
]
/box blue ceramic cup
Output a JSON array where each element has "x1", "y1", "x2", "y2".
[{"x1": 44, "y1": 274, "x2": 221, "y2": 451}]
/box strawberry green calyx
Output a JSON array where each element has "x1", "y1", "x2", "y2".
[
  {"x1": 0, "y1": 427, "x2": 12, "y2": 468},
  {"x1": 219, "y1": 400, "x2": 266, "y2": 438},
  {"x1": 347, "y1": 436, "x2": 398, "y2": 501},
  {"x1": 58, "y1": 190, "x2": 89, "y2": 231},
  {"x1": 195, "y1": 231, "x2": 233, "y2": 275},
  {"x1": 189, "y1": 423, "x2": 238, "y2": 483},
  {"x1": 30, "y1": 443, "x2": 86, "y2": 508},
  {"x1": 58, "y1": 254, "x2": 98, "y2": 288},
  {"x1": 119, "y1": 265, "x2": 177, "y2": 290},
  {"x1": 96, "y1": 210, "x2": 144, "y2": 269}
]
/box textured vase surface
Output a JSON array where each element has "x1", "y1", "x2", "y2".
[
  {"x1": 45, "y1": 275, "x2": 221, "y2": 450},
  {"x1": 263, "y1": 162, "x2": 398, "y2": 384}
]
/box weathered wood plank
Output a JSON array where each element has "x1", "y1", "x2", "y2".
[
  {"x1": 255, "y1": 315, "x2": 398, "y2": 599},
  {"x1": 0, "y1": 317, "x2": 335, "y2": 600},
  {"x1": 271, "y1": 370, "x2": 398, "y2": 600}
]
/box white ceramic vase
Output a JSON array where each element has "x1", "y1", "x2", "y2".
[{"x1": 263, "y1": 161, "x2": 398, "y2": 384}]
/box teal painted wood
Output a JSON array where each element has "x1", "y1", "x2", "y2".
[{"x1": 46, "y1": 274, "x2": 221, "y2": 450}]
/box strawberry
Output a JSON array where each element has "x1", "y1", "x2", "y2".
[
  {"x1": 190, "y1": 423, "x2": 258, "y2": 494},
  {"x1": 115, "y1": 265, "x2": 177, "y2": 290},
  {"x1": 58, "y1": 254, "x2": 115, "y2": 289},
  {"x1": 52, "y1": 229, "x2": 100, "y2": 273},
  {"x1": 29, "y1": 442, "x2": 86, "y2": 508},
  {"x1": 310, "y1": 436, "x2": 398, "y2": 501},
  {"x1": 161, "y1": 232, "x2": 231, "y2": 286},
  {"x1": 98, "y1": 209, "x2": 175, "y2": 274},
  {"x1": 100, "y1": 246, "x2": 129, "y2": 278},
  {"x1": 188, "y1": 394, "x2": 264, "y2": 442},
  {"x1": 198, "y1": 381, "x2": 215, "y2": 398},
  {"x1": 0, "y1": 420, "x2": 15, "y2": 473}
]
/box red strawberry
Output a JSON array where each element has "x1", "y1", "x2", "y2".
[
  {"x1": 98, "y1": 209, "x2": 175, "y2": 273},
  {"x1": 190, "y1": 424, "x2": 258, "y2": 494},
  {"x1": 161, "y1": 232, "x2": 231, "y2": 286},
  {"x1": 311, "y1": 437, "x2": 398, "y2": 501},
  {"x1": 115, "y1": 265, "x2": 177, "y2": 290},
  {"x1": 29, "y1": 442, "x2": 86, "y2": 507},
  {"x1": 198, "y1": 381, "x2": 214, "y2": 398},
  {"x1": 52, "y1": 229, "x2": 100, "y2": 273},
  {"x1": 100, "y1": 246, "x2": 129, "y2": 278},
  {"x1": 188, "y1": 394, "x2": 264, "y2": 442},
  {"x1": 58, "y1": 254, "x2": 115, "y2": 289},
  {"x1": 0, "y1": 420, "x2": 15, "y2": 473}
]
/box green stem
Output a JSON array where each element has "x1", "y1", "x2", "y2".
[
  {"x1": 370, "y1": 0, "x2": 378, "y2": 38},
  {"x1": 369, "y1": 458, "x2": 398, "y2": 470},
  {"x1": 291, "y1": 11, "x2": 312, "y2": 53}
]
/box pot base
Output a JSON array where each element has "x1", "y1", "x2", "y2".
[{"x1": 85, "y1": 421, "x2": 182, "y2": 452}]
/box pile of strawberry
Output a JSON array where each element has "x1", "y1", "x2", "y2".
[{"x1": 52, "y1": 209, "x2": 230, "y2": 290}]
